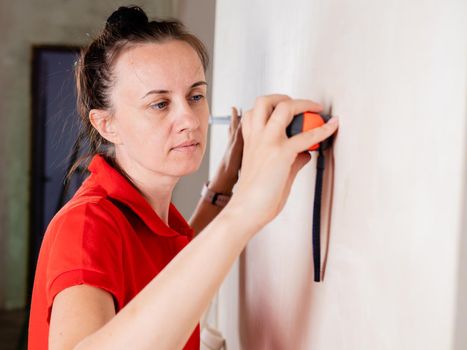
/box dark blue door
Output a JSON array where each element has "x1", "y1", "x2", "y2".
[{"x1": 29, "y1": 47, "x2": 86, "y2": 290}]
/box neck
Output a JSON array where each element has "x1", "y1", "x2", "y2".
[
  {"x1": 114, "y1": 154, "x2": 178, "y2": 225},
  {"x1": 133, "y1": 179, "x2": 175, "y2": 225}
]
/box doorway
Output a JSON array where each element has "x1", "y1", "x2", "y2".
[{"x1": 29, "y1": 46, "x2": 84, "y2": 292}]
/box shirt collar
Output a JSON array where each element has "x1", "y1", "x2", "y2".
[{"x1": 88, "y1": 155, "x2": 194, "y2": 239}]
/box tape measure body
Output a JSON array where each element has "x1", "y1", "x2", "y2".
[{"x1": 286, "y1": 112, "x2": 333, "y2": 151}]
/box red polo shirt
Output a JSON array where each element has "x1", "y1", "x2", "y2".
[{"x1": 28, "y1": 155, "x2": 199, "y2": 349}]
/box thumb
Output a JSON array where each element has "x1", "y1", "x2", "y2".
[
  {"x1": 290, "y1": 152, "x2": 311, "y2": 179},
  {"x1": 280, "y1": 152, "x2": 312, "y2": 206}
]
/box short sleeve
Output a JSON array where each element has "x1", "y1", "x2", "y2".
[{"x1": 45, "y1": 200, "x2": 125, "y2": 313}]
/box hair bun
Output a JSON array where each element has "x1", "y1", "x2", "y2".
[{"x1": 105, "y1": 6, "x2": 148, "y2": 32}]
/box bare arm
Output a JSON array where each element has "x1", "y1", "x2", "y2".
[
  {"x1": 49, "y1": 96, "x2": 339, "y2": 350},
  {"x1": 49, "y1": 286, "x2": 115, "y2": 350},
  {"x1": 75, "y1": 205, "x2": 254, "y2": 350}
]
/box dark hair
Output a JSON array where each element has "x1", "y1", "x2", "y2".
[{"x1": 69, "y1": 5, "x2": 209, "y2": 176}]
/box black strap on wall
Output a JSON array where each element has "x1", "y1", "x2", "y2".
[{"x1": 312, "y1": 148, "x2": 325, "y2": 282}]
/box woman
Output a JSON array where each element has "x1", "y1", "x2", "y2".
[{"x1": 28, "y1": 6, "x2": 338, "y2": 350}]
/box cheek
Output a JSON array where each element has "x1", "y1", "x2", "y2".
[
  {"x1": 116, "y1": 112, "x2": 169, "y2": 153},
  {"x1": 138, "y1": 127, "x2": 170, "y2": 156}
]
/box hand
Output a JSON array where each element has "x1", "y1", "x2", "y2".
[
  {"x1": 227, "y1": 95, "x2": 339, "y2": 233},
  {"x1": 208, "y1": 107, "x2": 244, "y2": 193}
]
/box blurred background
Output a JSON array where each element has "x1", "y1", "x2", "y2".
[{"x1": 0, "y1": 1, "x2": 216, "y2": 349}]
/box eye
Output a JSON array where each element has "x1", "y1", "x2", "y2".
[
  {"x1": 190, "y1": 94, "x2": 204, "y2": 102},
  {"x1": 150, "y1": 100, "x2": 168, "y2": 110}
]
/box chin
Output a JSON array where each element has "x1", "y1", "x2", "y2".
[
  {"x1": 171, "y1": 159, "x2": 203, "y2": 177},
  {"x1": 169, "y1": 145, "x2": 205, "y2": 176}
]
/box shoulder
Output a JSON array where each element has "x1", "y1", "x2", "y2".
[
  {"x1": 42, "y1": 196, "x2": 127, "y2": 288},
  {"x1": 45, "y1": 195, "x2": 127, "y2": 251},
  {"x1": 40, "y1": 197, "x2": 128, "y2": 313}
]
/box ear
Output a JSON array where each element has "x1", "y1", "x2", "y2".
[{"x1": 89, "y1": 109, "x2": 122, "y2": 145}]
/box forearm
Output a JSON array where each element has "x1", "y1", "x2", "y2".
[
  {"x1": 75, "y1": 203, "x2": 256, "y2": 350},
  {"x1": 189, "y1": 163, "x2": 238, "y2": 235},
  {"x1": 189, "y1": 197, "x2": 223, "y2": 236}
]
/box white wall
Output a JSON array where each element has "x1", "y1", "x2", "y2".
[{"x1": 210, "y1": 0, "x2": 467, "y2": 349}]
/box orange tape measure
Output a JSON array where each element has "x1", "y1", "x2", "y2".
[{"x1": 286, "y1": 112, "x2": 333, "y2": 151}]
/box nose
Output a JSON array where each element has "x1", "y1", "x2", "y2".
[{"x1": 175, "y1": 99, "x2": 200, "y2": 133}]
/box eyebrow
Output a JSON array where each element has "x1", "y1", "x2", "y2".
[{"x1": 141, "y1": 81, "x2": 208, "y2": 99}]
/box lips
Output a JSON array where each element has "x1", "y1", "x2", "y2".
[{"x1": 171, "y1": 140, "x2": 200, "y2": 150}]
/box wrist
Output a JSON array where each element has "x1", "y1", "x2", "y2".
[
  {"x1": 218, "y1": 202, "x2": 259, "y2": 241},
  {"x1": 209, "y1": 162, "x2": 238, "y2": 193},
  {"x1": 222, "y1": 199, "x2": 264, "y2": 239},
  {"x1": 201, "y1": 181, "x2": 232, "y2": 208}
]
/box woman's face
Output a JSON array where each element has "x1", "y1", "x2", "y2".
[{"x1": 108, "y1": 40, "x2": 209, "y2": 179}]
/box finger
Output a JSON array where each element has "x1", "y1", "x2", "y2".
[
  {"x1": 266, "y1": 99, "x2": 324, "y2": 133},
  {"x1": 286, "y1": 117, "x2": 339, "y2": 153},
  {"x1": 232, "y1": 123, "x2": 244, "y2": 152},
  {"x1": 229, "y1": 107, "x2": 238, "y2": 135},
  {"x1": 239, "y1": 123, "x2": 244, "y2": 143},
  {"x1": 232, "y1": 124, "x2": 244, "y2": 165},
  {"x1": 290, "y1": 152, "x2": 311, "y2": 180},
  {"x1": 245, "y1": 94, "x2": 291, "y2": 131},
  {"x1": 231, "y1": 106, "x2": 240, "y2": 131}
]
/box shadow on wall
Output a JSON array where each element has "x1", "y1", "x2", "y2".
[
  {"x1": 454, "y1": 70, "x2": 467, "y2": 350},
  {"x1": 238, "y1": 247, "x2": 317, "y2": 349}
]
